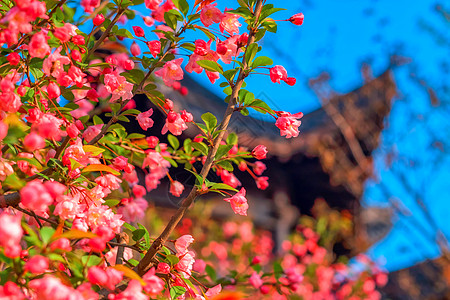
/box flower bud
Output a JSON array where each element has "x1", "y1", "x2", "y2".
[
  {"x1": 93, "y1": 14, "x2": 105, "y2": 26},
  {"x1": 289, "y1": 13, "x2": 304, "y2": 25}
]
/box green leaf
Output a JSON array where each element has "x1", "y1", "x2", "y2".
[
  {"x1": 215, "y1": 144, "x2": 233, "y2": 160},
  {"x1": 138, "y1": 223, "x2": 150, "y2": 250},
  {"x1": 82, "y1": 255, "x2": 102, "y2": 267},
  {"x1": 205, "y1": 264, "x2": 216, "y2": 280},
  {"x1": 104, "y1": 199, "x2": 121, "y2": 207},
  {"x1": 240, "y1": 108, "x2": 249, "y2": 116},
  {"x1": 179, "y1": 42, "x2": 195, "y2": 51},
  {"x1": 166, "y1": 254, "x2": 180, "y2": 266},
  {"x1": 252, "y1": 56, "x2": 273, "y2": 68},
  {"x1": 40, "y1": 227, "x2": 55, "y2": 245},
  {"x1": 273, "y1": 262, "x2": 283, "y2": 279},
  {"x1": 244, "y1": 43, "x2": 259, "y2": 65},
  {"x1": 82, "y1": 164, "x2": 121, "y2": 175},
  {"x1": 120, "y1": 69, "x2": 145, "y2": 84},
  {"x1": 170, "y1": 286, "x2": 186, "y2": 299},
  {"x1": 93, "y1": 115, "x2": 104, "y2": 125},
  {"x1": 115, "y1": 28, "x2": 134, "y2": 39},
  {"x1": 172, "y1": 0, "x2": 189, "y2": 15},
  {"x1": 216, "y1": 160, "x2": 233, "y2": 171},
  {"x1": 248, "y1": 99, "x2": 275, "y2": 115},
  {"x1": 226, "y1": 133, "x2": 238, "y2": 145},
  {"x1": 191, "y1": 142, "x2": 208, "y2": 155},
  {"x1": 127, "y1": 133, "x2": 146, "y2": 139},
  {"x1": 196, "y1": 60, "x2": 223, "y2": 74},
  {"x1": 201, "y1": 112, "x2": 217, "y2": 133},
  {"x1": 167, "y1": 134, "x2": 180, "y2": 150},
  {"x1": 210, "y1": 183, "x2": 238, "y2": 192},
  {"x1": 82, "y1": 145, "x2": 105, "y2": 156}
]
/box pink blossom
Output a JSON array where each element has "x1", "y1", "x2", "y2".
[
  {"x1": 146, "y1": 40, "x2": 161, "y2": 57},
  {"x1": 83, "y1": 124, "x2": 103, "y2": 143},
  {"x1": 220, "y1": 170, "x2": 241, "y2": 188},
  {"x1": 0, "y1": 212, "x2": 23, "y2": 258},
  {"x1": 136, "y1": 109, "x2": 154, "y2": 131},
  {"x1": 68, "y1": 65, "x2": 87, "y2": 87},
  {"x1": 23, "y1": 132, "x2": 45, "y2": 151},
  {"x1": 289, "y1": 13, "x2": 305, "y2": 26},
  {"x1": 275, "y1": 112, "x2": 303, "y2": 138},
  {"x1": 162, "y1": 111, "x2": 188, "y2": 136},
  {"x1": 251, "y1": 145, "x2": 267, "y2": 159},
  {"x1": 143, "y1": 16, "x2": 155, "y2": 27},
  {"x1": 154, "y1": 58, "x2": 184, "y2": 87},
  {"x1": 7, "y1": 52, "x2": 20, "y2": 65},
  {"x1": 132, "y1": 26, "x2": 145, "y2": 37},
  {"x1": 93, "y1": 13, "x2": 105, "y2": 26},
  {"x1": 157, "y1": 262, "x2": 171, "y2": 274},
  {"x1": 170, "y1": 180, "x2": 184, "y2": 197},
  {"x1": 130, "y1": 42, "x2": 140, "y2": 56},
  {"x1": 249, "y1": 272, "x2": 263, "y2": 289},
  {"x1": 154, "y1": 25, "x2": 174, "y2": 39},
  {"x1": 144, "y1": 0, "x2": 162, "y2": 10},
  {"x1": 33, "y1": 113, "x2": 64, "y2": 140},
  {"x1": 255, "y1": 176, "x2": 269, "y2": 190},
  {"x1": 54, "y1": 195, "x2": 84, "y2": 220},
  {"x1": 216, "y1": 35, "x2": 241, "y2": 64},
  {"x1": 50, "y1": 238, "x2": 72, "y2": 252},
  {"x1": 0, "y1": 281, "x2": 25, "y2": 299},
  {"x1": 81, "y1": 0, "x2": 100, "y2": 12},
  {"x1": 25, "y1": 255, "x2": 49, "y2": 274},
  {"x1": 28, "y1": 32, "x2": 50, "y2": 58},
  {"x1": 223, "y1": 188, "x2": 248, "y2": 216},
  {"x1": 175, "y1": 250, "x2": 195, "y2": 278},
  {"x1": 200, "y1": 3, "x2": 222, "y2": 26},
  {"x1": 269, "y1": 65, "x2": 288, "y2": 83},
  {"x1": 29, "y1": 275, "x2": 81, "y2": 299},
  {"x1": 20, "y1": 180, "x2": 53, "y2": 213},
  {"x1": 88, "y1": 266, "x2": 123, "y2": 290},
  {"x1": 104, "y1": 72, "x2": 133, "y2": 102},
  {"x1": 175, "y1": 235, "x2": 194, "y2": 254},
  {"x1": 220, "y1": 10, "x2": 241, "y2": 35},
  {"x1": 181, "y1": 110, "x2": 193, "y2": 122},
  {"x1": 47, "y1": 82, "x2": 61, "y2": 99},
  {"x1": 142, "y1": 268, "x2": 165, "y2": 297},
  {"x1": 108, "y1": 279, "x2": 147, "y2": 300},
  {"x1": 118, "y1": 197, "x2": 148, "y2": 222},
  {"x1": 253, "y1": 161, "x2": 266, "y2": 175}
]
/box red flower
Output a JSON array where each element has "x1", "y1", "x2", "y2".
[
  {"x1": 132, "y1": 26, "x2": 145, "y2": 37},
  {"x1": 251, "y1": 145, "x2": 268, "y2": 159},
  {"x1": 224, "y1": 188, "x2": 248, "y2": 216},
  {"x1": 93, "y1": 14, "x2": 105, "y2": 26},
  {"x1": 289, "y1": 13, "x2": 304, "y2": 26}
]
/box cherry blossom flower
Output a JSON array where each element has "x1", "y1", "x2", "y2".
[
  {"x1": 104, "y1": 72, "x2": 133, "y2": 102},
  {"x1": 175, "y1": 235, "x2": 194, "y2": 254},
  {"x1": 155, "y1": 58, "x2": 184, "y2": 87},
  {"x1": 23, "y1": 132, "x2": 45, "y2": 151},
  {"x1": 200, "y1": 3, "x2": 222, "y2": 26},
  {"x1": 249, "y1": 272, "x2": 263, "y2": 289},
  {"x1": 118, "y1": 197, "x2": 148, "y2": 222},
  {"x1": 220, "y1": 10, "x2": 241, "y2": 35},
  {"x1": 269, "y1": 65, "x2": 288, "y2": 83},
  {"x1": 170, "y1": 180, "x2": 184, "y2": 197},
  {"x1": 0, "y1": 212, "x2": 23, "y2": 258},
  {"x1": 20, "y1": 180, "x2": 53, "y2": 214},
  {"x1": 136, "y1": 108, "x2": 154, "y2": 130},
  {"x1": 251, "y1": 145, "x2": 267, "y2": 159},
  {"x1": 175, "y1": 250, "x2": 195, "y2": 278},
  {"x1": 82, "y1": 124, "x2": 103, "y2": 143},
  {"x1": 28, "y1": 32, "x2": 50, "y2": 58},
  {"x1": 289, "y1": 13, "x2": 305, "y2": 25},
  {"x1": 146, "y1": 40, "x2": 161, "y2": 58},
  {"x1": 223, "y1": 188, "x2": 248, "y2": 216},
  {"x1": 0, "y1": 282, "x2": 25, "y2": 299},
  {"x1": 109, "y1": 279, "x2": 147, "y2": 300},
  {"x1": 255, "y1": 176, "x2": 269, "y2": 190},
  {"x1": 93, "y1": 13, "x2": 104, "y2": 26},
  {"x1": 144, "y1": 0, "x2": 162, "y2": 10},
  {"x1": 275, "y1": 112, "x2": 304, "y2": 138},
  {"x1": 162, "y1": 110, "x2": 188, "y2": 136},
  {"x1": 24, "y1": 255, "x2": 49, "y2": 274},
  {"x1": 29, "y1": 276, "x2": 81, "y2": 299},
  {"x1": 142, "y1": 268, "x2": 165, "y2": 297},
  {"x1": 88, "y1": 266, "x2": 123, "y2": 290}
]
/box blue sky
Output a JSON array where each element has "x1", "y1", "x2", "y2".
[{"x1": 79, "y1": 0, "x2": 450, "y2": 272}]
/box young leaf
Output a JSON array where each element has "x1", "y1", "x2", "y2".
[
  {"x1": 201, "y1": 112, "x2": 217, "y2": 132},
  {"x1": 82, "y1": 164, "x2": 121, "y2": 175},
  {"x1": 196, "y1": 60, "x2": 223, "y2": 74}
]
